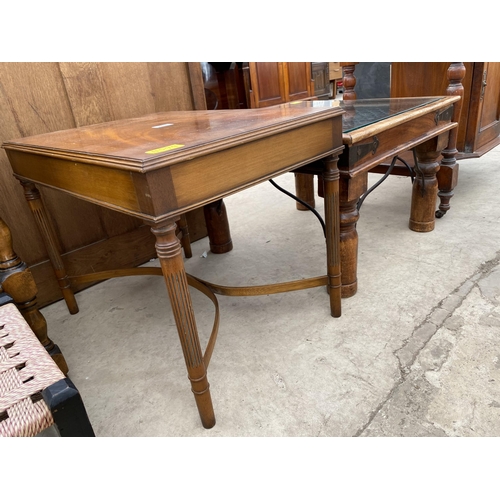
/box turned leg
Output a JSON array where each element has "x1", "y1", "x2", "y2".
[
  {"x1": 409, "y1": 137, "x2": 447, "y2": 232},
  {"x1": 339, "y1": 199, "x2": 360, "y2": 298},
  {"x1": 0, "y1": 216, "x2": 69, "y2": 374},
  {"x1": 21, "y1": 182, "x2": 79, "y2": 314},
  {"x1": 436, "y1": 62, "x2": 465, "y2": 218},
  {"x1": 436, "y1": 153, "x2": 458, "y2": 219},
  {"x1": 42, "y1": 378, "x2": 95, "y2": 436},
  {"x1": 294, "y1": 173, "x2": 316, "y2": 211},
  {"x1": 151, "y1": 220, "x2": 215, "y2": 429},
  {"x1": 322, "y1": 155, "x2": 341, "y2": 317},
  {"x1": 337, "y1": 171, "x2": 366, "y2": 299},
  {"x1": 341, "y1": 63, "x2": 358, "y2": 101},
  {"x1": 203, "y1": 199, "x2": 233, "y2": 254}
]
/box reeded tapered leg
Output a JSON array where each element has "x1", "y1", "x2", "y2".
[
  {"x1": 0, "y1": 217, "x2": 68, "y2": 374},
  {"x1": 21, "y1": 181, "x2": 79, "y2": 314},
  {"x1": 322, "y1": 155, "x2": 341, "y2": 317},
  {"x1": 409, "y1": 137, "x2": 446, "y2": 232},
  {"x1": 151, "y1": 220, "x2": 215, "y2": 429}
]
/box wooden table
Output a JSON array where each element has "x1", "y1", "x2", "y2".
[
  {"x1": 2, "y1": 103, "x2": 344, "y2": 429},
  {"x1": 296, "y1": 96, "x2": 461, "y2": 297}
]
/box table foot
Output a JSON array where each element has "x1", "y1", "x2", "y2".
[
  {"x1": 189, "y1": 370, "x2": 216, "y2": 429},
  {"x1": 341, "y1": 281, "x2": 357, "y2": 298},
  {"x1": 436, "y1": 158, "x2": 458, "y2": 220},
  {"x1": 436, "y1": 207, "x2": 449, "y2": 219},
  {"x1": 408, "y1": 218, "x2": 435, "y2": 232}
]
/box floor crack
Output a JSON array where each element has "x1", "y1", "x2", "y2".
[{"x1": 354, "y1": 248, "x2": 500, "y2": 436}]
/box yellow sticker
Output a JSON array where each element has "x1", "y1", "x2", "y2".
[{"x1": 145, "y1": 144, "x2": 185, "y2": 154}]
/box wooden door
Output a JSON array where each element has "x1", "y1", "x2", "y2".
[
  {"x1": 0, "y1": 62, "x2": 207, "y2": 308},
  {"x1": 285, "y1": 62, "x2": 314, "y2": 101},
  {"x1": 465, "y1": 62, "x2": 500, "y2": 154},
  {"x1": 247, "y1": 62, "x2": 315, "y2": 108},
  {"x1": 247, "y1": 62, "x2": 288, "y2": 108}
]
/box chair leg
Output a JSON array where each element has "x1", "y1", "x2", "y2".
[
  {"x1": 0, "y1": 216, "x2": 69, "y2": 374},
  {"x1": 42, "y1": 378, "x2": 95, "y2": 437}
]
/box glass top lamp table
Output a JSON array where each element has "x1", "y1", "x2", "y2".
[
  {"x1": 3, "y1": 103, "x2": 345, "y2": 429},
  {"x1": 295, "y1": 96, "x2": 461, "y2": 298}
]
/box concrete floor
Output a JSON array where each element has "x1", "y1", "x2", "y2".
[{"x1": 40, "y1": 145, "x2": 500, "y2": 437}]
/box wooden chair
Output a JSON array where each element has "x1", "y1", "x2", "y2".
[
  {"x1": 0, "y1": 216, "x2": 68, "y2": 374},
  {"x1": 0, "y1": 303, "x2": 94, "y2": 437}
]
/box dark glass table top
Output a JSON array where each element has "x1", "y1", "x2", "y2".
[{"x1": 301, "y1": 97, "x2": 441, "y2": 132}]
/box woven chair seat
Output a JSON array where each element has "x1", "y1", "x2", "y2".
[{"x1": 0, "y1": 303, "x2": 67, "y2": 437}]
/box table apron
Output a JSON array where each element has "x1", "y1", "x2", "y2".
[
  {"x1": 341, "y1": 117, "x2": 457, "y2": 176},
  {"x1": 7, "y1": 118, "x2": 343, "y2": 224}
]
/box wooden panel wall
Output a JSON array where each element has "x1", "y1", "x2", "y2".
[{"x1": 0, "y1": 62, "x2": 207, "y2": 308}]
